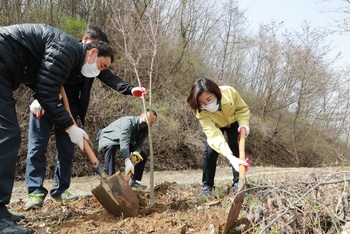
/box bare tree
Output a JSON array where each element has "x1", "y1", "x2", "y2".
[
  {"x1": 284, "y1": 23, "x2": 333, "y2": 165},
  {"x1": 109, "y1": 0, "x2": 167, "y2": 205}
]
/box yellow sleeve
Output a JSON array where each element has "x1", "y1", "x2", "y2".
[
  {"x1": 229, "y1": 88, "x2": 250, "y2": 127},
  {"x1": 197, "y1": 114, "x2": 233, "y2": 157}
]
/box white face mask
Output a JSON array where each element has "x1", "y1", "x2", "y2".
[
  {"x1": 202, "y1": 99, "x2": 219, "y2": 112},
  {"x1": 81, "y1": 55, "x2": 100, "y2": 78}
]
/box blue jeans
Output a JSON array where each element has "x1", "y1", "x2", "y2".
[
  {"x1": 0, "y1": 77, "x2": 21, "y2": 219},
  {"x1": 103, "y1": 145, "x2": 148, "y2": 180},
  {"x1": 25, "y1": 101, "x2": 78, "y2": 198},
  {"x1": 202, "y1": 122, "x2": 239, "y2": 189}
]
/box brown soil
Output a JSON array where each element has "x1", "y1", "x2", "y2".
[{"x1": 8, "y1": 166, "x2": 350, "y2": 233}]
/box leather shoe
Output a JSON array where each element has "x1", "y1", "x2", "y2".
[
  {"x1": 11, "y1": 214, "x2": 25, "y2": 223},
  {"x1": 129, "y1": 179, "x2": 147, "y2": 189},
  {"x1": 0, "y1": 217, "x2": 31, "y2": 234}
]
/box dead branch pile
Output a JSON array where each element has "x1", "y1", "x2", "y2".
[{"x1": 240, "y1": 169, "x2": 350, "y2": 233}]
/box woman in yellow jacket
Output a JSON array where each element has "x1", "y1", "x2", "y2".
[{"x1": 187, "y1": 78, "x2": 250, "y2": 196}]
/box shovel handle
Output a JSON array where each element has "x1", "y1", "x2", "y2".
[
  {"x1": 83, "y1": 141, "x2": 107, "y2": 178},
  {"x1": 238, "y1": 127, "x2": 246, "y2": 190},
  {"x1": 223, "y1": 127, "x2": 248, "y2": 234},
  {"x1": 125, "y1": 172, "x2": 132, "y2": 181},
  {"x1": 60, "y1": 86, "x2": 107, "y2": 179}
]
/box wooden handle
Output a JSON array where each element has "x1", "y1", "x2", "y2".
[
  {"x1": 238, "y1": 127, "x2": 246, "y2": 190},
  {"x1": 60, "y1": 87, "x2": 101, "y2": 171},
  {"x1": 83, "y1": 141, "x2": 100, "y2": 167}
]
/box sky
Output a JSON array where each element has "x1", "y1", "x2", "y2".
[{"x1": 237, "y1": 0, "x2": 350, "y2": 67}]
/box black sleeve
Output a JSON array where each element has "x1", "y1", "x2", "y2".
[
  {"x1": 97, "y1": 69, "x2": 134, "y2": 95},
  {"x1": 32, "y1": 28, "x2": 83, "y2": 130}
]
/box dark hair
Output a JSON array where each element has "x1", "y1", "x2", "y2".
[
  {"x1": 85, "y1": 41, "x2": 115, "y2": 63},
  {"x1": 85, "y1": 26, "x2": 109, "y2": 43},
  {"x1": 186, "y1": 77, "x2": 222, "y2": 111},
  {"x1": 144, "y1": 109, "x2": 157, "y2": 117}
]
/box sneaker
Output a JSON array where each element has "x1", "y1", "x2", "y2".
[
  {"x1": 129, "y1": 179, "x2": 147, "y2": 189},
  {"x1": 0, "y1": 217, "x2": 32, "y2": 234},
  {"x1": 232, "y1": 183, "x2": 248, "y2": 197},
  {"x1": 51, "y1": 190, "x2": 78, "y2": 204},
  {"x1": 232, "y1": 183, "x2": 239, "y2": 194},
  {"x1": 10, "y1": 214, "x2": 25, "y2": 223},
  {"x1": 198, "y1": 186, "x2": 212, "y2": 198},
  {"x1": 24, "y1": 193, "x2": 45, "y2": 210}
]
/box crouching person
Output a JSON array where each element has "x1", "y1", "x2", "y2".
[{"x1": 97, "y1": 109, "x2": 157, "y2": 188}]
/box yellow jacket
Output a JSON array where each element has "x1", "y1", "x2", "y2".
[{"x1": 195, "y1": 86, "x2": 250, "y2": 158}]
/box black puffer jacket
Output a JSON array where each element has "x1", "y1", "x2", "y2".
[{"x1": 0, "y1": 23, "x2": 85, "y2": 130}]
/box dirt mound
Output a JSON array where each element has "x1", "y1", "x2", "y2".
[{"x1": 10, "y1": 182, "x2": 233, "y2": 233}]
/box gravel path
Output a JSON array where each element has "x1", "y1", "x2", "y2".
[{"x1": 11, "y1": 166, "x2": 311, "y2": 203}]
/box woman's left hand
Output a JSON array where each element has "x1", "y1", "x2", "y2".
[{"x1": 227, "y1": 154, "x2": 249, "y2": 172}]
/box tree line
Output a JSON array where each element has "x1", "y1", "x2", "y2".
[{"x1": 2, "y1": 0, "x2": 349, "y2": 178}]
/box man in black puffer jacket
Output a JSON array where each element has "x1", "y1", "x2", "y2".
[
  {"x1": 0, "y1": 23, "x2": 114, "y2": 234},
  {"x1": 24, "y1": 26, "x2": 146, "y2": 211}
]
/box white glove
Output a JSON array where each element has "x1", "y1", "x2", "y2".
[
  {"x1": 30, "y1": 99, "x2": 44, "y2": 119},
  {"x1": 227, "y1": 154, "x2": 249, "y2": 172},
  {"x1": 125, "y1": 158, "x2": 134, "y2": 176},
  {"x1": 131, "y1": 87, "x2": 147, "y2": 98},
  {"x1": 65, "y1": 125, "x2": 89, "y2": 151},
  {"x1": 238, "y1": 125, "x2": 250, "y2": 136}
]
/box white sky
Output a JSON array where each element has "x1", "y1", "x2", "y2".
[{"x1": 237, "y1": 0, "x2": 350, "y2": 67}]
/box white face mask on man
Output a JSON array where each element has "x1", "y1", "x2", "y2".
[
  {"x1": 81, "y1": 55, "x2": 100, "y2": 78},
  {"x1": 201, "y1": 99, "x2": 219, "y2": 112}
]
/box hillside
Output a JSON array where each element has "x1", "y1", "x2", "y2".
[{"x1": 13, "y1": 83, "x2": 350, "y2": 181}]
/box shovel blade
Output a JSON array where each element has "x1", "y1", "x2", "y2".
[
  {"x1": 92, "y1": 171, "x2": 139, "y2": 218},
  {"x1": 223, "y1": 186, "x2": 245, "y2": 233},
  {"x1": 224, "y1": 128, "x2": 247, "y2": 233}
]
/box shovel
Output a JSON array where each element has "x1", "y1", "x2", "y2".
[
  {"x1": 223, "y1": 127, "x2": 247, "y2": 234},
  {"x1": 60, "y1": 87, "x2": 139, "y2": 218}
]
